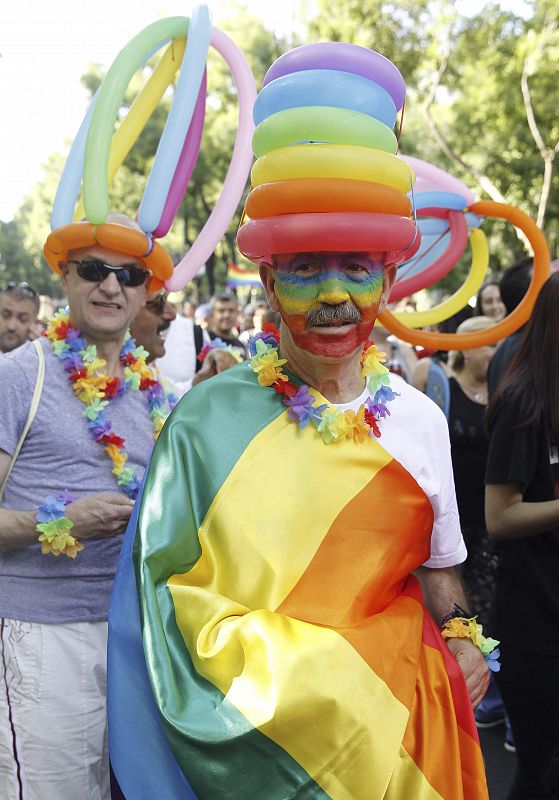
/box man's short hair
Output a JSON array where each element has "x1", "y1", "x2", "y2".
[
  {"x1": 0, "y1": 282, "x2": 40, "y2": 314},
  {"x1": 499, "y1": 257, "x2": 533, "y2": 314},
  {"x1": 210, "y1": 292, "x2": 237, "y2": 309}
]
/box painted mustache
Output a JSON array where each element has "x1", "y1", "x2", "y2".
[{"x1": 307, "y1": 302, "x2": 362, "y2": 327}]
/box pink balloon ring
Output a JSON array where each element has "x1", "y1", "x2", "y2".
[
  {"x1": 152, "y1": 71, "x2": 207, "y2": 238},
  {"x1": 166, "y1": 28, "x2": 257, "y2": 291},
  {"x1": 389, "y1": 207, "x2": 469, "y2": 302}
]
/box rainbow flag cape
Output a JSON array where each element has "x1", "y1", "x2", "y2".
[
  {"x1": 108, "y1": 363, "x2": 488, "y2": 799},
  {"x1": 227, "y1": 262, "x2": 262, "y2": 288}
]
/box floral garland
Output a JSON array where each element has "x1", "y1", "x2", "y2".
[
  {"x1": 45, "y1": 310, "x2": 176, "y2": 501},
  {"x1": 440, "y1": 605, "x2": 501, "y2": 671},
  {"x1": 248, "y1": 325, "x2": 399, "y2": 444},
  {"x1": 197, "y1": 337, "x2": 244, "y2": 364},
  {"x1": 36, "y1": 491, "x2": 82, "y2": 558}
]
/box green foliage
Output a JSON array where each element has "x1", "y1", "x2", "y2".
[{"x1": 8, "y1": 0, "x2": 559, "y2": 304}]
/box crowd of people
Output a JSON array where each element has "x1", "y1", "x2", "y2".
[
  {"x1": 2, "y1": 242, "x2": 557, "y2": 798},
  {"x1": 1, "y1": 29, "x2": 558, "y2": 796}
]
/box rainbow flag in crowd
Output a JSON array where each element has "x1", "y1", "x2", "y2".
[
  {"x1": 227, "y1": 262, "x2": 262, "y2": 288},
  {"x1": 108, "y1": 363, "x2": 488, "y2": 799}
]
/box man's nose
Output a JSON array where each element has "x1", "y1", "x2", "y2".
[
  {"x1": 98, "y1": 271, "x2": 122, "y2": 294},
  {"x1": 316, "y1": 277, "x2": 351, "y2": 305}
]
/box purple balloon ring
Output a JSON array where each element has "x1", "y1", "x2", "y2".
[{"x1": 263, "y1": 42, "x2": 405, "y2": 112}]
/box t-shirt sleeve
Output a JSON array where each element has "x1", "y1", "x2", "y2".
[
  {"x1": 422, "y1": 411, "x2": 467, "y2": 569},
  {"x1": 0, "y1": 352, "x2": 35, "y2": 456},
  {"x1": 485, "y1": 395, "x2": 536, "y2": 489}
]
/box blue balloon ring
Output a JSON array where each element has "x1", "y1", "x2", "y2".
[{"x1": 253, "y1": 69, "x2": 397, "y2": 129}]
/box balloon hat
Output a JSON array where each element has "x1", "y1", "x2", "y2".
[
  {"x1": 378, "y1": 155, "x2": 551, "y2": 349},
  {"x1": 44, "y1": 5, "x2": 257, "y2": 291},
  {"x1": 237, "y1": 43, "x2": 421, "y2": 267}
]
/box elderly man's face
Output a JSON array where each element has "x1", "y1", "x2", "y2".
[
  {"x1": 61, "y1": 244, "x2": 149, "y2": 343},
  {"x1": 263, "y1": 253, "x2": 394, "y2": 358}
]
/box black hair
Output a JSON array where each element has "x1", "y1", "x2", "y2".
[
  {"x1": 487, "y1": 272, "x2": 559, "y2": 446},
  {"x1": 499, "y1": 257, "x2": 533, "y2": 315}
]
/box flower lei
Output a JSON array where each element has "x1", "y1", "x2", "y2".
[
  {"x1": 197, "y1": 338, "x2": 244, "y2": 364},
  {"x1": 440, "y1": 605, "x2": 501, "y2": 672},
  {"x1": 45, "y1": 310, "x2": 176, "y2": 501},
  {"x1": 36, "y1": 491, "x2": 82, "y2": 558},
  {"x1": 248, "y1": 324, "x2": 399, "y2": 444}
]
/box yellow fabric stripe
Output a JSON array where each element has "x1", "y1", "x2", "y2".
[
  {"x1": 169, "y1": 409, "x2": 392, "y2": 612},
  {"x1": 172, "y1": 603, "x2": 410, "y2": 800},
  {"x1": 168, "y1": 412, "x2": 409, "y2": 798},
  {"x1": 385, "y1": 746, "x2": 445, "y2": 800}
]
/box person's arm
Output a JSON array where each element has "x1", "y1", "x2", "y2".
[
  {"x1": 416, "y1": 565, "x2": 489, "y2": 708},
  {"x1": 0, "y1": 449, "x2": 135, "y2": 553},
  {"x1": 485, "y1": 482, "x2": 559, "y2": 540}
]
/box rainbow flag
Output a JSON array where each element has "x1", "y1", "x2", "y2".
[
  {"x1": 108, "y1": 363, "x2": 488, "y2": 799},
  {"x1": 227, "y1": 262, "x2": 262, "y2": 288}
]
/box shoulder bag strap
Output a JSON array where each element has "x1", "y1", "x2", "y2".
[{"x1": 0, "y1": 339, "x2": 45, "y2": 503}]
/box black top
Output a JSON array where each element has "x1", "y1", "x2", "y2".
[
  {"x1": 486, "y1": 388, "x2": 559, "y2": 653},
  {"x1": 448, "y1": 377, "x2": 489, "y2": 529},
  {"x1": 487, "y1": 328, "x2": 524, "y2": 398}
]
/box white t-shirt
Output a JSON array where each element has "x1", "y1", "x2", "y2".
[
  {"x1": 156, "y1": 316, "x2": 210, "y2": 398},
  {"x1": 334, "y1": 374, "x2": 466, "y2": 569}
]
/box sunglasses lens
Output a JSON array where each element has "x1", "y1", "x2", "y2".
[
  {"x1": 75, "y1": 261, "x2": 148, "y2": 287},
  {"x1": 120, "y1": 267, "x2": 148, "y2": 287}
]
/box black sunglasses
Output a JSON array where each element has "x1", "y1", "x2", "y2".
[
  {"x1": 68, "y1": 259, "x2": 148, "y2": 288},
  {"x1": 146, "y1": 293, "x2": 169, "y2": 314}
]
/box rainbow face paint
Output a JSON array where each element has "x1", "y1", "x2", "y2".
[{"x1": 273, "y1": 253, "x2": 385, "y2": 357}]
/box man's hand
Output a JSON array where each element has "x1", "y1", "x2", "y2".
[
  {"x1": 192, "y1": 349, "x2": 238, "y2": 386},
  {"x1": 446, "y1": 638, "x2": 489, "y2": 708},
  {"x1": 65, "y1": 493, "x2": 135, "y2": 540}
]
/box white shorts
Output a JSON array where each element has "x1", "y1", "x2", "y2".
[{"x1": 0, "y1": 618, "x2": 110, "y2": 800}]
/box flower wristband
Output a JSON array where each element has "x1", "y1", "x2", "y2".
[
  {"x1": 36, "y1": 491, "x2": 83, "y2": 558},
  {"x1": 440, "y1": 604, "x2": 501, "y2": 672}
]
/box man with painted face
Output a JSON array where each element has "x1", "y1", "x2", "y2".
[{"x1": 109, "y1": 44, "x2": 491, "y2": 800}]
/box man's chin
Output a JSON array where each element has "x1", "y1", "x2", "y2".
[{"x1": 294, "y1": 326, "x2": 369, "y2": 358}]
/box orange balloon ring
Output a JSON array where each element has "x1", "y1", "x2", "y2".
[
  {"x1": 244, "y1": 178, "x2": 412, "y2": 218},
  {"x1": 378, "y1": 201, "x2": 551, "y2": 350},
  {"x1": 44, "y1": 222, "x2": 173, "y2": 292}
]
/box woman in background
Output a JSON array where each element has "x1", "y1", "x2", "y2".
[
  {"x1": 486, "y1": 272, "x2": 559, "y2": 799},
  {"x1": 475, "y1": 281, "x2": 506, "y2": 322}
]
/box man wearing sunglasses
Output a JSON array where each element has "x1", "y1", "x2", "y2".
[
  {"x1": 0, "y1": 214, "x2": 175, "y2": 800},
  {"x1": 0, "y1": 282, "x2": 40, "y2": 354}
]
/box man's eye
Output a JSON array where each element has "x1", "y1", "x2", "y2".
[
  {"x1": 346, "y1": 264, "x2": 367, "y2": 273},
  {"x1": 293, "y1": 263, "x2": 315, "y2": 274}
]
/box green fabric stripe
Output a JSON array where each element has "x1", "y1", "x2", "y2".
[{"x1": 134, "y1": 363, "x2": 330, "y2": 798}]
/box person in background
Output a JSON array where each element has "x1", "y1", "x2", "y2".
[
  {"x1": 474, "y1": 282, "x2": 506, "y2": 322},
  {"x1": 486, "y1": 272, "x2": 559, "y2": 799},
  {"x1": 446, "y1": 317, "x2": 512, "y2": 745},
  {"x1": 193, "y1": 302, "x2": 211, "y2": 330},
  {"x1": 411, "y1": 306, "x2": 473, "y2": 406},
  {"x1": 487, "y1": 257, "x2": 533, "y2": 396},
  {"x1": 129, "y1": 291, "x2": 177, "y2": 363},
  {"x1": 0, "y1": 282, "x2": 40, "y2": 355},
  {"x1": 208, "y1": 292, "x2": 246, "y2": 357},
  {"x1": 181, "y1": 300, "x2": 196, "y2": 320}
]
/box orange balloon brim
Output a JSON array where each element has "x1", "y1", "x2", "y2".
[
  {"x1": 244, "y1": 178, "x2": 412, "y2": 219},
  {"x1": 379, "y1": 201, "x2": 551, "y2": 350},
  {"x1": 44, "y1": 222, "x2": 173, "y2": 291}
]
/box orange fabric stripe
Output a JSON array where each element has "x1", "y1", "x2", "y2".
[{"x1": 278, "y1": 459, "x2": 433, "y2": 710}]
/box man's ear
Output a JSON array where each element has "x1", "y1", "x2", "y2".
[
  {"x1": 379, "y1": 263, "x2": 397, "y2": 312},
  {"x1": 259, "y1": 262, "x2": 280, "y2": 312}
]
